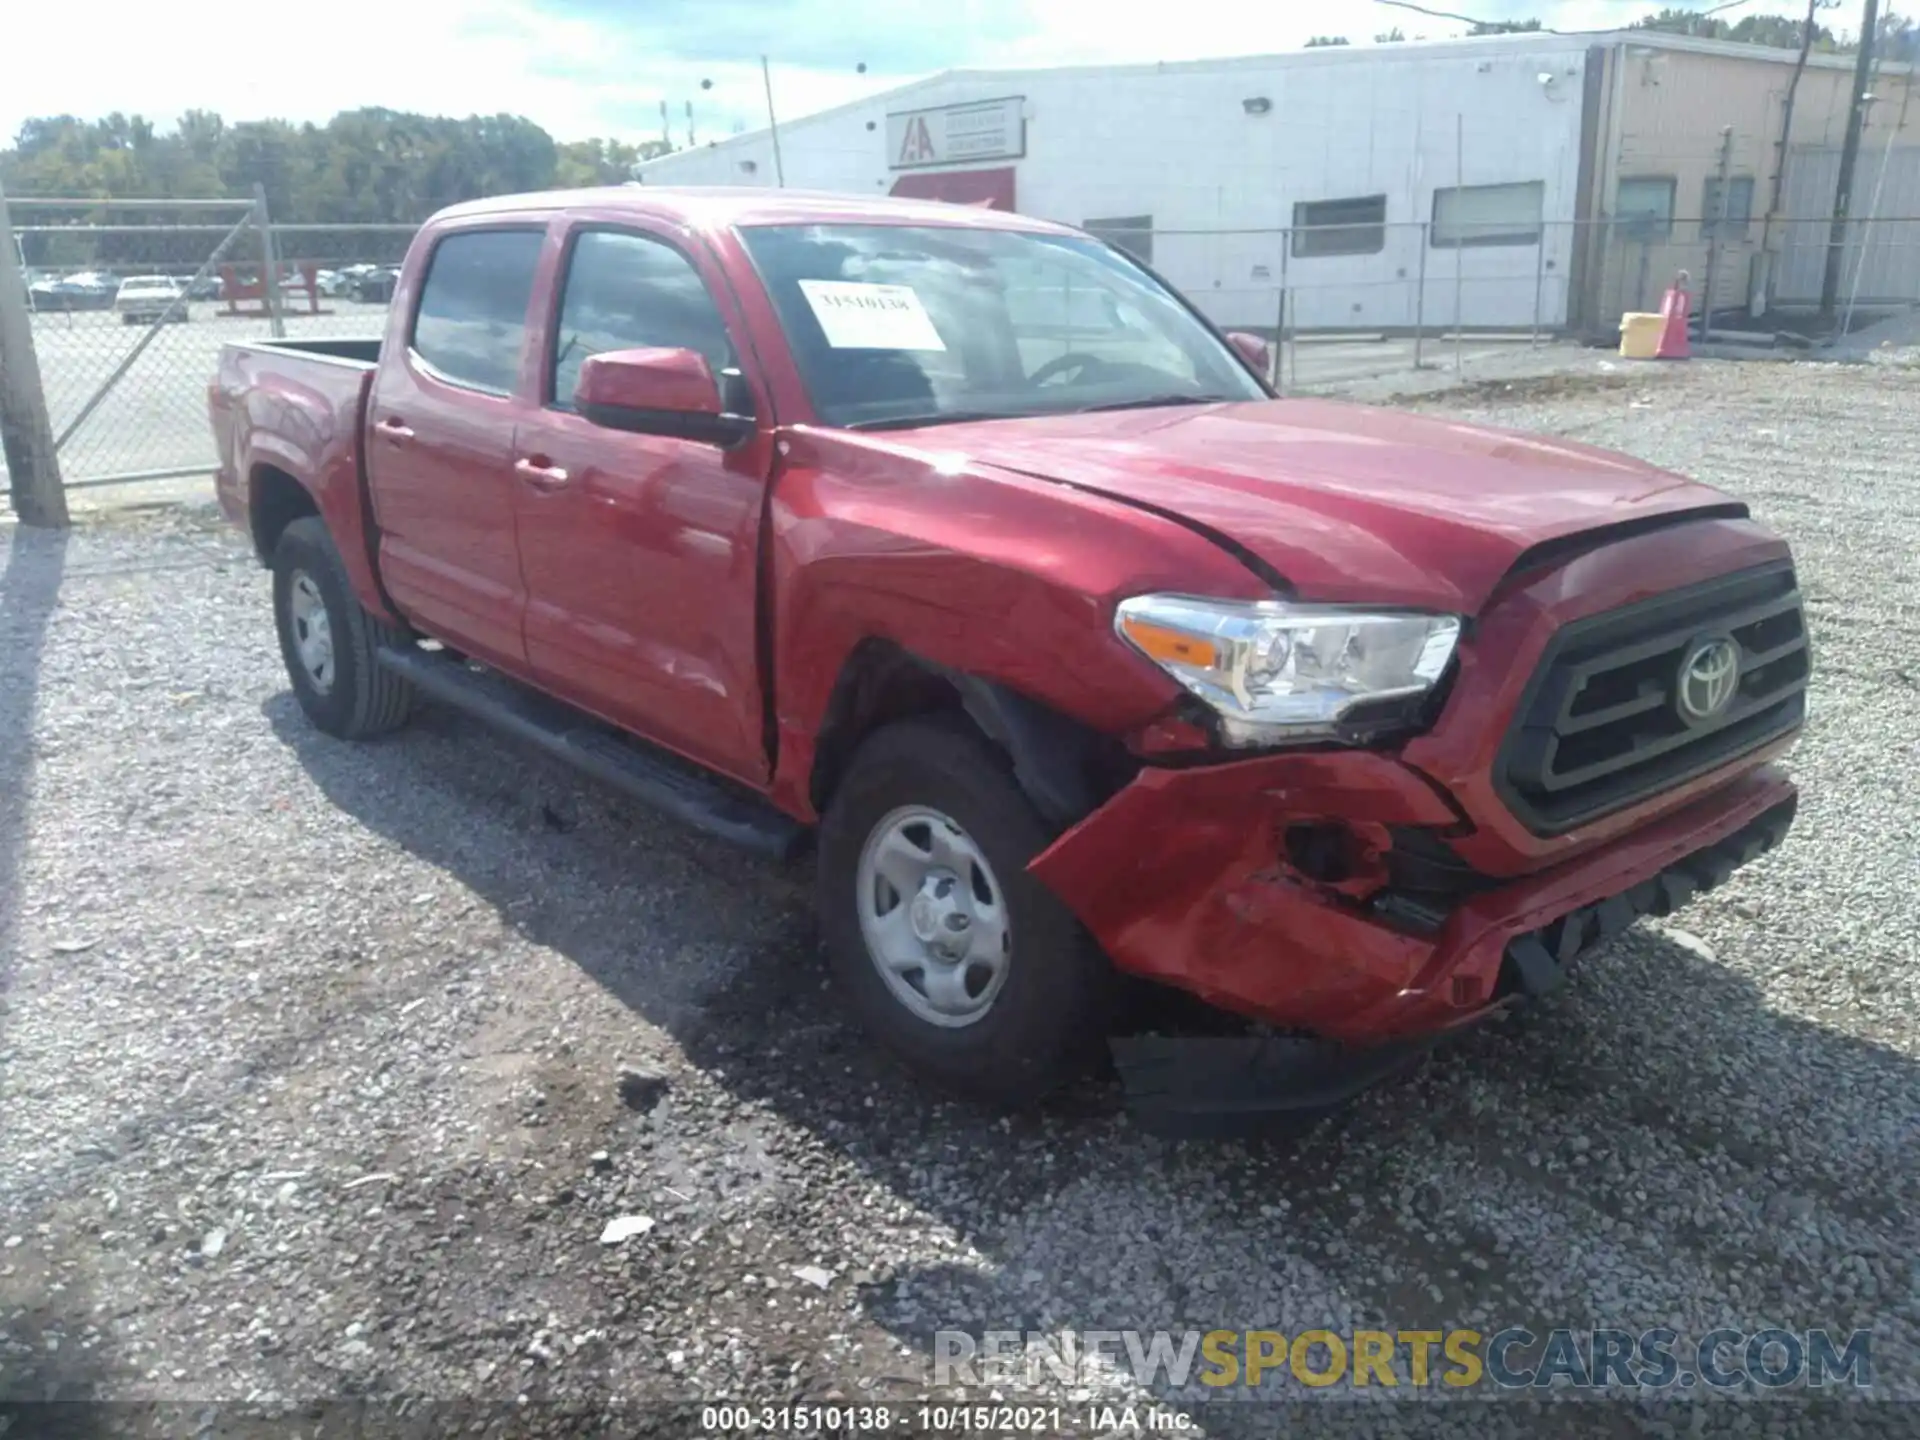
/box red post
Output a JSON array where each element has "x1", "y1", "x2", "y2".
[{"x1": 1655, "y1": 270, "x2": 1692, "y2": 360}]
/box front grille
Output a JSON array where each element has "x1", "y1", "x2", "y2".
[{"x1": 1496, "y1": 562, "x2": 1810, "y2": 835}]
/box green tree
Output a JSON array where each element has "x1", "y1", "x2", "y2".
[
  {"x1": 1878, "y1": 10, "x2": 1918, "y2": 60},
  {"x1": 4, "y1": 105, "x2": 695, "y2": 270},
  {"x1": 1630, "y1": 6, "x2": 1838, "y2": 48},
  {"x1": 555, "y1": 136, "x2": 669, "y2": 187},
  {"x1": 1305, "y1": 35, "x2": 1351, "y2": 46},
  {"x1": 1631, "y1": 6, "x2": 1729, "y2": 37},
  {"x1": 1469, "y1": 18, "x2": 1543, "y2": 33},
  {"x1": 1374, "y1": 27, "x2": 1407, "y2": 41},
  {"x1": 1, "y1": 106, "x2": 678, "y2": 272},
  {"x1": 1731, "y1": 12, "x2": 1834, "y2": 46}
]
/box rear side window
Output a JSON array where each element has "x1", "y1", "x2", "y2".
[
  {"x1": 549, "y1": 229, "x2": 735, "y2": 407},
  {"x1": 411, "y1": 229, "x2": 545, "y2": 394}
]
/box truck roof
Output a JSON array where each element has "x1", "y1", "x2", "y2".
[{"x1": 430, "y1": 185, "x2": 1083, "y2": 236}]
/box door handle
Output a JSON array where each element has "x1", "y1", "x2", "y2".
[
  {"x1": 374, "y1": 417, "x2": 414, "y2": 442},
  {"x1": 513, "y1": 456, "x2": 571, "y2": 490}
]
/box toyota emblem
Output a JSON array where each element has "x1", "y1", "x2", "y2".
[{"x1": 1677, "y1": 637, "x2": 1739, "y2": 724}]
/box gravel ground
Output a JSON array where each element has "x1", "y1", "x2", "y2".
[{"x1": 1, "y1": 360, "x2": 1916, "y2": 1438}]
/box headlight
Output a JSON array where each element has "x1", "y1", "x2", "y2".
[{"x1": 1115, "y1": 594, "x2": 1461, "y2": 747}]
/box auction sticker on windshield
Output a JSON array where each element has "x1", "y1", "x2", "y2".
[{"x1": 798, "y1": 280, "x2": 947, "y2": 351}]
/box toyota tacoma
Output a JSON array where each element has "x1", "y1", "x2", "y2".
[{"x1": 207, "y1": 188, "x2": 1808, "y2": 1122}]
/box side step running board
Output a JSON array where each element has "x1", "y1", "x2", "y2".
[{"x1": 375, "y1": 645, "x2": 807, "y2": 862}]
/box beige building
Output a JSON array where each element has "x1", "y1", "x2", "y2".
[{"x1": 1575, "y1": 33, "x2": 1917, "y2": 329}]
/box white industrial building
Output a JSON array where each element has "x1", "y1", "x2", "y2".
[{"x1": 636, "y1": 32, "x2": 1916, "y2": 336}]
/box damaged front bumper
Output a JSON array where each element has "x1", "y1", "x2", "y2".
[{"x1": 1028, "y1": 752, "x2": 1797, "y2": 1130}]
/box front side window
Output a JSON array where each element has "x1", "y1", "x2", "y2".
[
  {"x1": 550, "y1": 229, "x2": 736, "y2": 407},
  {"x1": 411, "y1": 229, "x2": 544, "y2": 394},
  {"x1": 738, "y1": 223, "x2": 1265, "y2": 431}
]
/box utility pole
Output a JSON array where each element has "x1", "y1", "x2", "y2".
[
  {"x1": 1757, "y1": 0, "x2": 1826, "y2": 314},
  {"x1": 0, "y1": 176, "x2": 69, "y2": 528},
  {"x1": 1700, "y1": 126, "x2": 1734, "y2": 340},
  {"x1": 761, "y1": 56, "x2": 787, "y2": 187},
  {"x1": 1819, "y1": 0, "x2": 1881, "y2": 321}
]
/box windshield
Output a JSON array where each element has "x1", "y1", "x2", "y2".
[{"x1": 737, "y1": 223, "x2": 1266, "y2": 430}]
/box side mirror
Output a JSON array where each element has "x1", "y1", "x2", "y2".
[
  {"x1": 1226, "y1": 331, "x2": 1272, "y2": 376},
  {"x1": 574, "y1": 347, "x2": 755, "y2": 447}
]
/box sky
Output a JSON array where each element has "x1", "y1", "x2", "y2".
[{"x1": 4, "y1": 0, "x2": 1743, "y2": 147}]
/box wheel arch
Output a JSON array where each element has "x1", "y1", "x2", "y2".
[
  {"x1": 245, "y1": 448, "x2": 398, "y2": 624},
  {"x1": 249, "y1": 462, "x2": 320, "y2": 565},
  {"x1": 806, "y1": 638, "x2": 1134, "y2": 832}
]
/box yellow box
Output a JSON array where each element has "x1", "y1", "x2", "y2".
[{"x1": 1619, "y1": 312, "x2": 1665, "y2": 359}]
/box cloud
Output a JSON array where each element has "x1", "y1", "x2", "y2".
[{"x1": 3, "y1": 0, "x2": 1667, "y2": 148}]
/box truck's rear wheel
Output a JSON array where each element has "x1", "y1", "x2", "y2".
[
  {"x1": 817, "y1": 715, "x2": 1112, "y2": 1106},
  {"x1": 271, "y1": 516, "x2": 415, "y2": 740}
]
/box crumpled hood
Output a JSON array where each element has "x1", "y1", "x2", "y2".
[{"x1": 911, "y1": 398, "x2": 1744, "y2": 614}]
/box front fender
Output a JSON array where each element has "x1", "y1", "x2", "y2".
[{"x1": 763, "y1": 428, "x2": 1266, "y2": 820}]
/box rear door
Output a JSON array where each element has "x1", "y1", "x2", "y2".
[
  {"x1": 509, "y1": 221, "x2": 776, "y2": 787},
  {"x1": 365, "y1": 224, "x2": 545, "y2": 671}
]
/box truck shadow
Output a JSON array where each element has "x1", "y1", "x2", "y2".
[
  {"x1": 0, "y1": 523, "x2": 67, "y2": 996},
  {"x1": 266, "y1": 697, "x2": 1918, "y2": 1427},
  {"x1": 0, "y1": 525, "x2": 117, "y2": 1419}
]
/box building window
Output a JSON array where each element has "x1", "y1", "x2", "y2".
[
  {"x1": 1085, "y1": 216, "x2": 1153, "y2": 266},
  {"x1": 1701, "y1": 175, "x2": 1756, "y2": 240},
  {"x1": 1430, "y1": 181, "x2": 1545, "y2": 248},
  {"x1": 1615, "y1": 176, "x2": 1676, "y2": 241},
  {"x1": 1291, "y1": 195, "x2": 1387, "y2": 257}
]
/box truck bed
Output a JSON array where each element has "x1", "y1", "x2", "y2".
[
  {"x1": 210, "y1": 337, "x2": 384, "y2": 575},
  {"x1": 240, "y1": 336, "x2": 384, "y2": 366}
]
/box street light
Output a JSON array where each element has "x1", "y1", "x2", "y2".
[{"x1": 690, "y1": 61, "x2": 870, "y2": 187}]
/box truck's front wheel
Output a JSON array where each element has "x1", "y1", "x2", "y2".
[
  {"x1": 271, "y1": 517, "x2": 415, "y2": 740},
  {"x1": 817, "y1": 715, "x2": 1112, "y2": 1106}
]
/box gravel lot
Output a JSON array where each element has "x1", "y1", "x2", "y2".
[{"x1": 2, "y1": 360, "x2": 1916, "y2": 1437}]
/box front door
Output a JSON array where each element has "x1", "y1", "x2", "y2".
[
  {"x1": 510, "y1": 223, "x2": 774, "y2": 787},
  {"x1": 365, "y1": 225, "x2": 546, "y2": 671}
]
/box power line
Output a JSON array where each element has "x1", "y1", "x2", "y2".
[{"x1": 1370, "y1": 0, "x2": 1757, "y2": 36}]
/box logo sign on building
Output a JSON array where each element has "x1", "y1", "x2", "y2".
[{"x1": 886, "y1": 97, "x2": 1025, "y2": 170}]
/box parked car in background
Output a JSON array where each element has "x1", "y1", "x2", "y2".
[
  {"x1": 350, "y1": 267, "x2": 400, "y2": 303},
  {"x1": 185, "y1": 273, "x2": 226, "y2": 300},
  {"x1": 31, "y1": 271, "x2": 120, "y2": 311},
  {"x1": 115, "y1": 275, "x2": 191, "y2": 325}
]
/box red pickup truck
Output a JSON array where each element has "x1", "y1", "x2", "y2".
[{"x1": 209, "y1": 187, "x2": 1808, "y2": 1124}]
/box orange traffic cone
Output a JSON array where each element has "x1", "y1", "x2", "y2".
[{"x1": 1654, "y1": 270, "x2": 1692, "y2": 360}]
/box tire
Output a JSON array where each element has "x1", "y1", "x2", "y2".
[
  {"x1": 817, "y1": 714, "x2": 1113, "y2": 1107},
  {"x1": 271, "y1": 516, "x2": 416, "y2": 739}
]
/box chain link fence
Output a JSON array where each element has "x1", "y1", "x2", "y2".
[
  {"x1": 6, "y1": 205, "x2": 1918, "y2": 508},
  {"x1": 1123, "y1": 216, "x2": 1920, "y2": 352},
  {"x1": 6, "y1": 198, "x2": 417, "y2": 494}
]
